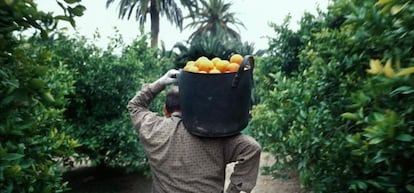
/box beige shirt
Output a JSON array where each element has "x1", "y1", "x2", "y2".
[{"x1": 128, "y1": 82, "x2": 261, "y2": 193}]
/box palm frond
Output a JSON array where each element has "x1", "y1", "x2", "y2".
[{"x1": 184, "y1": 0, "x2": 244, "y2": 42}]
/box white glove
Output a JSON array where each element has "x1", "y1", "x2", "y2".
[{"x1": 158, "y1": 69, "x2": 180, "y2": 85}]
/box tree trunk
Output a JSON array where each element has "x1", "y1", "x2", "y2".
[{"x1": 150, "y1": 0, "x2": 159, "y2": 48}]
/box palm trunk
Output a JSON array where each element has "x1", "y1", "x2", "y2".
[{"x1": 150, "y1": 0, "x2": 159, "y2": 48}]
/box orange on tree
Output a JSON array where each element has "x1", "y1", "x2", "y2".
[{"x1": 229, "y1": 54, "x2": 243, "y2": 65}]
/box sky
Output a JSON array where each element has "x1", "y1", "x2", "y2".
[{"x1": 36, "y1": 0, "x2": 330, "y2": 51}]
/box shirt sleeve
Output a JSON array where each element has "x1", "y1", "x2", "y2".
[{"x1": 127, "y1": 81, "x2": 165, "y2": 137}]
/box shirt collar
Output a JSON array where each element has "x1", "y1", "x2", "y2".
[{"x1": 171, "y1": 111, "x2": 182, "y2": 118}]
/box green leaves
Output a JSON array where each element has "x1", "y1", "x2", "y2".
[
  {"x1": 3, "y1": 153, "x2": 24, "y2": 161},
  {"x1": 68, "y1": 4, "x2": 86, "y2": 16},
  {"x1": 406, "y1": 184, "x2": 414, "y2": 193},
  {"x1": 395, "y1": 134, "x2": 414, "y2": 142},
  {"x1": 252, "y1": 0, "x2": 414, "y2": 192},
  {"x1": 1, "y1": 0, "x2": 83, "y2": 192},
  {"x1": 42, "y1": 32, "x2": 167, "y2": 173},
  {"x1": 390, "y1": 86, "x2": 414, "y2": 95},
  {"x1": 55, "y1": 0, "x2": 85, "y2": 27},
  {"x1": 341, "y1": 112, "x2": 359, "y2": 120},
  {"x1": 64, "y1": 0, "x2": 82, "y2": 3}
]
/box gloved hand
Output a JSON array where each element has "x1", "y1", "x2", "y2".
[{"x1": 158, "y1": 69, "x2": 180, "y2": 85}]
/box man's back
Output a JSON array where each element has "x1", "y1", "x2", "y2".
[
  {"x1": 128, "y1": 74, "x2": 261, "y2": 193},
  {"x1": 139, "y1": 112, "x2": 227, "y2": 192}
]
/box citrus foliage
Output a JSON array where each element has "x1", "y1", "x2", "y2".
[
  {"x1": 251, "y1": 0, "x2": 414, "y2": 192},
  {"x1": 0, "y1": 0, "x2": 84, "y2": 192},
  {"x1": 43, "y1": 32, "x2": 172, "y2": 172}
]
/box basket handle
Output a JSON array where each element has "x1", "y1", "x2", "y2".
[{"x1": 232, "y1": 55, "x2": 254, "y2": 88}]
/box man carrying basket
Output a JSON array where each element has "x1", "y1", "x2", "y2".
[{"x1": 127, "y1": 69, "x2": 261, "y2": 193}]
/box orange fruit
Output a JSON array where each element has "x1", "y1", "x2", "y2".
[
  {"x1": 183, "y1": 61, "x2": 196, "y2": 72},
  {"x1": 186, "y1": 60, "x2": 196, "y2": 66},
  {"x1": 195, "y1": 56, "x2": 208, "y2": 67},
  {"x1": 230, "y1": 54, "x2": 243, "y2": 65},
  {"x1": 187, "y1": 65, "x2": 199, "y2": 73},
  {"x1": 197, "y1": 56, "x2": 209, "y2": 60},
  {"x1": 215, "y1": 60, "x2": 229, "y2": 72},
  {"x1": 209, "y1": 68, "x2": 221, "y2": 74},
  {"x1": 198, "y1": 59, "x2": 214, "y2": 72},
  {"x1": 183, "y1": 55, "x2": 243, "y2": 74},
  {"x1": 195, "y1": 56, "x2": 208, "y2": 63},
  {"x1": 226, "y1": 63, "x2": 240, "y2": 72},
  {"x1": 183, "y1": 65, "x2": 191, "y2": 71},
  {"x1": 211, "y1": 57, "x2": 221, "y2": 65}
]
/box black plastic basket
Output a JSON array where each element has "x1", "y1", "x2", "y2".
[{"x1": 178, "y1": 55, "x2": 254, "y2": 137}]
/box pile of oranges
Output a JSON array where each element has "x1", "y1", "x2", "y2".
[{"x1": 183, "y1": 54, "x2": 244, "y2": 74}]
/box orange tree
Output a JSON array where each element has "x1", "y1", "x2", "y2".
[
  {"x1": 251, "y1": 0, "x2": 414, "y2": 192},
  {"x1": 0, "y1": 0, "x2": 85, "y2": 192},
  {"x1": 44, "y1": 32, "x2": 172, "y2": 172}
]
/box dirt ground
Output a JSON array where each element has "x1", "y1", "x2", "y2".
[
  {"x1": 226, "y1": 152, "x2": 302, "y2": 193},
  {"x1": 64, "y1": 152, "x2": 303, "y2": 193}
]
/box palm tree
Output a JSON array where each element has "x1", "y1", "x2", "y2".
[
  {"x1": 185, "y1": 0, "x2": 245, "y2": 42},
  {"x1": 172, "y1": 31, "x2": 259, "y2": 68},
  {"x1": 106, "y1": 0, "x2": 198, "y2": 48}
]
